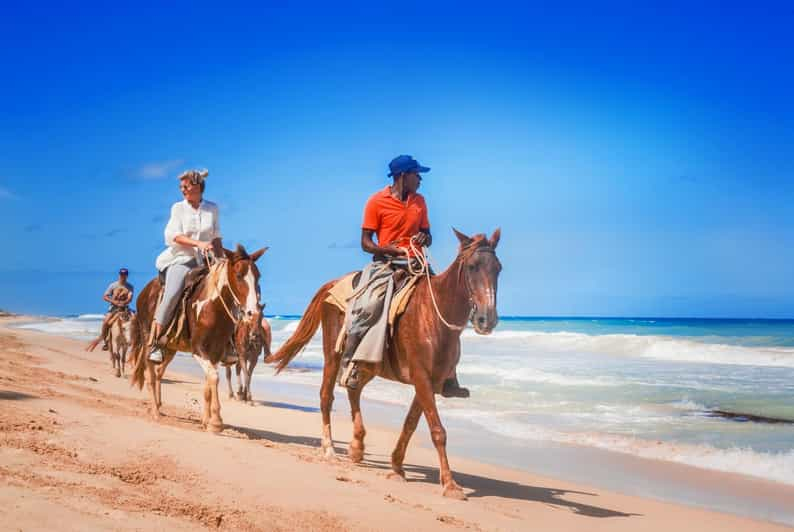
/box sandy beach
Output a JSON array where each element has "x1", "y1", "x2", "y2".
[{"x1": 1, "y1": 316, "x2": 791, "y2": 531}]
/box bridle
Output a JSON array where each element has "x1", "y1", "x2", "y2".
[{"x1": 406, "y1": 237, "x2": 496, "y2": 331}]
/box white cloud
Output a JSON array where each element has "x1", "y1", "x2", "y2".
[{"x1": 137, "y1": 159, "x2": 185, "y2": 180}]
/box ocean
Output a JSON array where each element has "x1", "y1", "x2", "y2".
[{"x1": 13, "y1": 314, "x2": 794, "y2": 487}]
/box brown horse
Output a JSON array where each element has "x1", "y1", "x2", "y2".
[
  {"x1": 130, "y1": 244, "x2": 267, "y2": 432},
  {"x1": 225, "y1": 310, "x2": 272, "y2": 403},
  {"x1": 265, "y1": 228, "x2": 500, "y2": 499}
]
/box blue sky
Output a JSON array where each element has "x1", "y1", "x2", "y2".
[{"x1": 1, "y1": 2, "x2": 793, "y2": 317}]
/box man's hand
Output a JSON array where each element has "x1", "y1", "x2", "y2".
[
  {"x1": 380, "y1": 245, "x2": 407, "y2": 258},
  {"x1": 414, "y1": 232, "x2": 430, "y2": 247}
]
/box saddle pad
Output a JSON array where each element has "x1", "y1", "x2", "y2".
[{"x1": 324, "y1": 271, "x2": 420, "y2": 327}]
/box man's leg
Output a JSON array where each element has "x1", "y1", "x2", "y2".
[
  {"x1": 340, "y1": 264, "x2": 395, "y2": 389},
  {"x1": 101, "y1": 311, "x2": 117, "y2": 350},
  {"x1": 86, "y1": 312, "x2": 112, "y2": 352}
]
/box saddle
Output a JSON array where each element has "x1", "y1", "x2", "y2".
[
  {"x1": 325, "y1": 267, "x2": 422, "y2": 353},
  {"x1": 158, "y1": 265, "x2": 210, "y2": 347}
]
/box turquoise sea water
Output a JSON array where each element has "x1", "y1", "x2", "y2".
[{"x1": 14, "y1": 315, "x2": 794, "y2": 486}]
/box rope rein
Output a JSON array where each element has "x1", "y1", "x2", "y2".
[
  {"x1": 404, "y1": 236, "x2": 469, "y2": 331},
  {"x1": 203, "y1": 249, "x2": 244, "y2": 326}
]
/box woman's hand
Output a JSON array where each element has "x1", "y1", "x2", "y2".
[{"x1": 196, "y1": 240, "x2": 213, "y2": 252}]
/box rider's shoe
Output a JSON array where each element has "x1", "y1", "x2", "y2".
[
  {"x1": 440, "y1": 377, "x2": 470, "y2": 398},
  {"x1": 149, "y1": 349, "x2": 164, "y2": 363},
  {"x1": 339, "y1": 362, "x2": 361, "y2": 390}
]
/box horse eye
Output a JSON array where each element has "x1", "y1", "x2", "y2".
[{"x1": 468, "y1": 264, "x2": 477, "y2": 271}]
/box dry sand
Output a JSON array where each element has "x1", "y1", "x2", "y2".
[{"x1": 0, "y1": 316, "x2": 790, "y2": 531}]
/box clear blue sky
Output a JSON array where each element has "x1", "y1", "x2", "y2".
[{"x1": 1, "y1": 2, "x2": 793, "y2": 317}]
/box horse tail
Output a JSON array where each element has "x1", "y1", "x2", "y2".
[
  {"x1": 130, "y1": 338, "x2": 148, "y2": 390},
  {"x1": 265, "y1": 279, "x2": 336, "y2": 373},
  {"x1": 130, "y1": 278, "x2": 158, "y2": 390}
]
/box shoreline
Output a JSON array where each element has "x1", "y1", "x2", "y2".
[{"x1": 1, "y1": 316, "x2": 793, "y2": 530}]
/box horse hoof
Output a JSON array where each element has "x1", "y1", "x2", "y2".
[
  {"x1": 387, "y1": 471, "x2": 407, "y2": 482},
  {"x1": 348, "y1": 444, "x2": 364, "y2": 464},
  {"x1": 442, "y1": 484, "x2": 467, "y2": 501},
  {"x1": 115, "y1": 370, "x2": 121, "y2": 378},
  {"x1": 207, "y1": 422, "x2": 223, "y2": 434},
  {"x1": 321, "y1": 447, "x2": 339, "y2": 461}
]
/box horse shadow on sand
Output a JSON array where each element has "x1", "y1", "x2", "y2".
[
  {"x1": 160, "y1": 398, "x2": 637, "y2": 519},
  {"x1": 361, "y1": 457, "x2": 641, "y2": 519}
]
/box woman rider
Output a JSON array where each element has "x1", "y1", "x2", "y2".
[{"x1": 149, "y1": 169, "x2": 220, "y2": 362}]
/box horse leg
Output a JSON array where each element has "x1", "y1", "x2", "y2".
[
  {"x1": 145, "y1": 359, "x2": 160, "y2": 420},
  {"x1": 154, "y1": 350, "x2": 175, "y2": 410},
  {"x1": 192, "y1": 354, "x2": 223, "y2": 433},
  {"x1": 347, "y1": 369, "x2": 374, "y2": 464},
  {"x1": 235, "y1": 362, "x2": 245, "y2": 400},
  {"x1": 320, "y1": 310, "x2": 343, "y2": 460},
  {"x1": 414, "y1": 375, "x2": 466, "y2": 500},
  {"x1": 225, "y1": 365, "x2": 234, "y2": 399},
  {"x1": 245, "y1": 357, "x2": 256, "y2": 403},
  {"x1": 388, "y1": 396, "x2": 423, "y2": 481}
]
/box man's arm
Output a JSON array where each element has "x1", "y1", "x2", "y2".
[
  {"x1": 361, "y1": 229, "x2": 405, "y2": 258},
  {"x1": 102, "y1": 284, "x2": 115, "y2": 304},
  {"x1": 121, "y1": 289, "x2": 133, "y2": 305}
]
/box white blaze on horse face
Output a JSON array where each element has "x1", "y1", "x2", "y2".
[{"x1": 243, "y1": 267, "x2": 259, "y2": 316}]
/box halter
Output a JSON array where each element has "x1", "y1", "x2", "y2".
[
  {"x1": 203, "y1": 249, "x2": 247, "y2": 326},
  {"x1": 406, "y1": 237, "x2": 495, "y2": 331}
]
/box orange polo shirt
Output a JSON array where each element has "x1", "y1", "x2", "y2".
[{"x1": 362, "y1": 186, "x2": 430, "y2": 252}]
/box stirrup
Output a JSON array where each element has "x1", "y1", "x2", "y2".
[
  {"x1": 339, "y1": 362, "x2": 360, "y2": 390},
  {"x1": 149, "y1": 347, "x2": 164, "y2": 363}
]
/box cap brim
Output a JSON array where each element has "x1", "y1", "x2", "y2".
[{"x1": 417, "y1": 165, "x2": 430, "y2": 173}]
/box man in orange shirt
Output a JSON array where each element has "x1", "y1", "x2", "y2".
[{"x1": 339, "y1": 155, "x2": 468, "y2": 398}]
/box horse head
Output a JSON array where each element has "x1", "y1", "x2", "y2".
[
  {"x1": 223, "y1": 243, "x2": 268, "y2": 322},
  {"x1": 453, "y1": 228, "x2": 501, "y2": 335}
]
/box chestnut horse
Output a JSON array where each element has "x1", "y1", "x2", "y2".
[
  {"x1": 266, "y1": 228, "x2": 500, "y2": 499},
  {"x1": 225, "y1": 310, "x2": 272, "y2": 403},
  {"x1": 130, "y1": 244, "x2": 267, "y2": 432}
]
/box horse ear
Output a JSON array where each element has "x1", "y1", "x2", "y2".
[
  {"x1": 452, "y1": 227, "x2": 473, "y2": 247},
  {"x1": 223, "y1": 247, "x2": 234, "y2": 260},
  {"x1": 250, "y1": 247, "x2": 269, "y2": 262},
  {"x1": 489, "y1": 228, "x2": 501, "y2": 249},
  {"x1": 235, "y1": 243, "x2": 246, "y2": 256}
]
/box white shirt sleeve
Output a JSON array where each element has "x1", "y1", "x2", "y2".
[
  {"x1": 212, "y1": 204, "x2": 221, "y2": 240},
  {"x1": 163, "y1": 203, "x2": 183, "y2": 246}
]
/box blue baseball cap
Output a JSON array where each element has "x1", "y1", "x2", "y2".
[
  {"x1": 388, "y1": 155, "x2": 430, "y2": 177},
  {"x1": 119, "y1": 268, "x2": 129, "y2": 275}
]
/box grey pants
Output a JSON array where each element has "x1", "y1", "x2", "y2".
[
  {"x1": 342, "y1": 261, "x2": 397, "y2": 364},
  {"x1": 154, "y1": 260, "x2": 198, "y2": 327}
]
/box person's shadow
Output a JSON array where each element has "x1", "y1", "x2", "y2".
[{"x1": 362, "y1": 457, "x2": 640, "y2": 518}]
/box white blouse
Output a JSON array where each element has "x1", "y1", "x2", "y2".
[{"x1": 155, "y1": 199, "x2": 221, "y2": 271}]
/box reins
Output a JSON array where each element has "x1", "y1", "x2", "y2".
[
  {"x1": 202, "y1": 249, "x2": 245, "y2": 326},
  {"x1": 405, "y1": 237, "x2": 470, "y2": 331}
]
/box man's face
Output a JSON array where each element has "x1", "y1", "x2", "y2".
[
  {"x1": 403, "y1": 171, "x2": 422, "y2": 193},
  {"x1": 119, "y1": 273, "x2": 128, "y2": 284}
]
